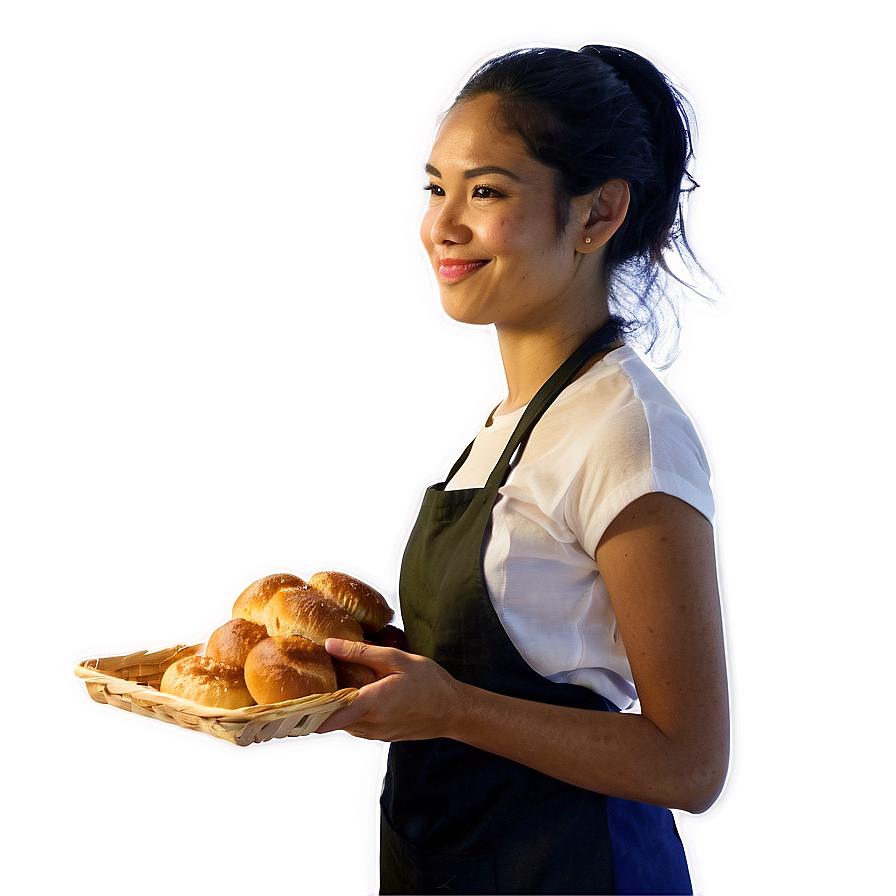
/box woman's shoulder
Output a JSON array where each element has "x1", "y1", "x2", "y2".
[
  {"x1": 521, "y1": 344, "x2": 714, "y2": 552},
  {"x1": 549, "y1": 344, "x2": 696, "y2": 438},
  {"x1": 516, "y1": 344, "x2": 709, "y2": 484}
]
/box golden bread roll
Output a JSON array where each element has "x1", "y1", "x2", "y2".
[
  {"x1": 205, "y1": 617, "x2": 269, "y2": 668},
  {"x1": 244, "y1": 635, "x2": 338, "y2": 704},
  {"x1": 160, "y1": 655, "x2": 256, "y2": 709},
  {"x1": 332, "y1": 657, "x2": 378, "y2": 690},
  {"x1": 265, "y1": 585, "x2": 364, "y2": 644},
  {"x1": 232, "y1": 572, "x2": 306, "y2": 625},
  {"x1": 308, "y1": 571, "x2": 394, "y2": 633}
]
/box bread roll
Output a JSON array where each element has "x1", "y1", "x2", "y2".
[
  {"x1": 244, "y1": 636, "x2": 338, "y2": 704},
  {"x1": 265, "y1": 586, "x2": 364, "y2": 644},
  {"x1": 160, "y1": 655, "x2": 256, "y2": 709},
  {"x1": 332, "y1": 657, "x2": 378, "y2": 689},
  {"x1": 205, "y1": 617, "x2": 269, "y2": 668},
  {"x1": 232, "y1": 572, "x2": 306, "y2": 625},
  {"x1": 308, "y1": 571, "x2": 394, "y2": 633}
]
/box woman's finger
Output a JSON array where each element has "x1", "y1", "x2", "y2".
[
  {"x1": 325, "y1": 638, "x2": 406, "y2": 673},
  {"x1": 315, "y1": 695, "x2": 371, "y2": 734}
]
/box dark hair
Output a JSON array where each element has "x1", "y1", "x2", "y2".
[{"x1": 454, "y1": 45, "x2": 714, "y2": 365}]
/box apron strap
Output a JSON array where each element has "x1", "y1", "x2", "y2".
[
  {"x1": 483, "y1": 318, "x2": 623, "y2": 494},
  {"x1": 442, "y1": 398, "x2": 502, "y2": 485},
  {"x1": 444, "y1": 439, "x2": 476, "y2": 485}
]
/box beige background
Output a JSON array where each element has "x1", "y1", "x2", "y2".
[{"x1": 2, "y1": 1, "x2": 890, "y2": 893}]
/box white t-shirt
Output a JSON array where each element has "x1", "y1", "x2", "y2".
[{"x1": 445, "y1": 345, "x2": 714, "y2": 710}]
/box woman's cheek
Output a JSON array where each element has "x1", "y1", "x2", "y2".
[
  {"x1": 487, "y1": 220, "x2": 513, "y2": 250},
  {"x1": 420, "y1": 211, "x2": 435, "y2": 252}
]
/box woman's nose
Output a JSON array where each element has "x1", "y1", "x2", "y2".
[{"x1": 429, "y1": 201, "x2": 472, "y2": 246}]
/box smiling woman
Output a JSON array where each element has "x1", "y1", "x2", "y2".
[
  {"x1": 420, "y1": 93, "x2": 631, "y2": 408},
  {"x1": 317, "y1": 44, "x2": 728, "y2": 896}
]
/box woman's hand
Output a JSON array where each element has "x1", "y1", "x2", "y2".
[{"x1": 314, "y1": 639, "x2": 461, "y2": 741}]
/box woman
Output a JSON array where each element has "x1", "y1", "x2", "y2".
[{"x1": 318, "y1": 45, "x2": 729, "y2": 895}]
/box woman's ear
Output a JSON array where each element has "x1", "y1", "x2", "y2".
[{"x1": 577, "y1": 179, "x2": 630, "y2": 253}]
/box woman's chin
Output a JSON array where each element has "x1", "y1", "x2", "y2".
[{"x1": 439, "y1": 300, "x2": 492, "y2": 328}]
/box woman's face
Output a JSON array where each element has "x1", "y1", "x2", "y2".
[{"x1": 421, "y1": 93, "x2": 598, "y2": 333}]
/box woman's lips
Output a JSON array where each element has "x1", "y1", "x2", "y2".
[{"x1": 437, "y1": 259, "x2": 489, "y2": 283}]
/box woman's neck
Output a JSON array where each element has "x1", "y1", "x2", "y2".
[{"x1": 493, "y1": 304, "x2": 613, "y2": 416}]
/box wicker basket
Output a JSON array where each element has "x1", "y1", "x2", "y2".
[{"x1": 74, "y1": 643, "x2": 358, "y2": 746}]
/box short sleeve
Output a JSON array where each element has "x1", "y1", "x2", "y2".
[{"x1": 566, "y1": 354, "x2": 714, "y2": 559}]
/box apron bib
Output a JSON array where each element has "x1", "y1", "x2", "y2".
[{"x1": 381, "y1": 323, "x2": 692, "y2": 895}]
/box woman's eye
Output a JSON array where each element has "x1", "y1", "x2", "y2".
[{"x1": 423, "y1": 183, "x2": 502, "y2": 200}]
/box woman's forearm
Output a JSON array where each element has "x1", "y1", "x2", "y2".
[{"x1": 442, "y1": 676, "x2": 727, "y2": 814}]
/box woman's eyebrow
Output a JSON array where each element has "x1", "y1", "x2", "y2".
[{"x1": 425, "y1": 163, "x2": 522, "y2": 182}]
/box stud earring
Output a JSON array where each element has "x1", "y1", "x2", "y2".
[{"x1": 584, "y1": 237, "x2": 592, "y2": 244}]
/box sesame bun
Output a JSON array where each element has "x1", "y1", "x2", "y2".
[
  {"x1": 243, "y1": 636, "x2": 337, "y2": 704},
  {"x1": 160, "y1": 655, "x2": 255, "y2": 709},
  {"x1": 265, "y1": 586, "x2": 364, "y2": 644},
  {"x1": 307, "y1": 571, "x2": 394, "y2": 633},
  {"x1": 232, "y1": 572, "x2": 306, "y2": 625},
  {"x1": 205, "y1": 617, "x2": 269, "y2": 668}
]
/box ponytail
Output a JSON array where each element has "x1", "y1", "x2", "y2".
[{"x1": 453, "y1": 45, "x2": 715, "y2": 366}]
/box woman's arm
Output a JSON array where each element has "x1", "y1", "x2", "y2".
[{"x1": 319, "y1": 492, "x2": 729, "y2": 814}]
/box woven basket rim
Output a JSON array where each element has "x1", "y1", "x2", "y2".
[{"x1": 74, "y1": 644, "x2": 359, "y2": 722}]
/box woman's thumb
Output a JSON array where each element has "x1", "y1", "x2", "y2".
[{"x1": 325, "y1": 637, "x2": 391, "y2": 670}]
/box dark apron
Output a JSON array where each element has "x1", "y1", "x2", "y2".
[{"x1": 381, "y1": 323, "x2": 693, "y2": 895}]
